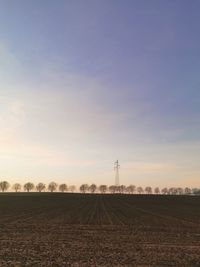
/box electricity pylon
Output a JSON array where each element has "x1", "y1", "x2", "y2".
[{"x1": 114, "y1": 160, "x2": 120, "y2": 186}]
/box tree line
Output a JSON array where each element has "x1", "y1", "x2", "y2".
[{"x1": 0, "y1": 181, "x2": 199, "y2": 195}]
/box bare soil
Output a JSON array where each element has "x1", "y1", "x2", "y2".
[{"x1": 0, "y1": 193, "x2": 200, "y2": 266}]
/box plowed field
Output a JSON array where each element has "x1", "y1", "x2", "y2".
[{"x1": 0, "y1": 193, "x2": 200, "y2": 266}]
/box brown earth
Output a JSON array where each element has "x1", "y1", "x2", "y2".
[{"x1": 0, "y1": 193, "x2": 200, "y2": 266}]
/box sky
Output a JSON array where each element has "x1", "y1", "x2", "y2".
[{"x1": 0, "y1": 0, "x2": 200, "y2": 188}]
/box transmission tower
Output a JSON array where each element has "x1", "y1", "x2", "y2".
[{"x1": 114, "y1": 160, "x2": 120, "y2": 186}]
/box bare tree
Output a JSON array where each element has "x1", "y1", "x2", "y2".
[
  {"x1": 192, "y1": 188, "x2": 200, "y2": 195},
  {"x1": 99, "y1": 185, "x2": 107, "y2": 194},
  {"x1": 173, "y1": 188, "x2": 178, "y2": 195},
  {"x1": 89, "y1": 184, "x2": 97, "y2": 193},
  {"x1": 161, "y1": 187, "x2": 168, "y2": 195},
  {"x1": 115, "y1": 186, "x2": 121, "y2": 193},
  {"x1": 192, "y1": 188, "x2": 198, "y2": 195},
  {"x1": 154, "y1": 187, "x2": 160, "y2": 194},
  {"x1": 137, "y1": 186, "x2": 143, "y2": 194},
  {"x1": 184, "y1": 187, "x2": 191, "y2": 195},
  {"x1": 109, "y1": 185, "x2": 117, "y2": 193},
  {"x1": 80, "y1": 184, "x2": 89, "y2": 193},
  {"x1": 0, "y1": 181, "x2": 10, "y2": 192},
  {"x1": 169, "y1": 187, "x2": 178, "y2": 195},
  {"x1": 168, "y1": 187, "x2": 173, "y2": 194},
  {"x1": 126, "y1": 185, "x2": 136, "y2": 194},
  {"x1": 145, "y1": 186, "x2": 152, "y2": 194},
  {"x1": 59, "y1": 183, "x2": 67, "y2": 192},
  {"x1": 48, "y1": 182, "x2": 58, "y2": 192},
  {"x1": 36, "y1": 183, "x2": 46, "y2": 192},
  {"x1": 24, "y1": 182, "x2": 34, "y2": 192},
  {"x1": 68, "y1": 185, "x2": 76, "y2": 192},
  {"x1": 118, "y1": 185, "x2": 126, "y2": 194},
  {"x1": 13, "y1": 183, "x2": 21, "y2": 192},
  {"x1": 177, "y1": 187, "x2": 183, "y2": 195}
]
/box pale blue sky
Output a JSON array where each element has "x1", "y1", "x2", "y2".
[{"x1": 0, "y1": 0, "x2": 200, "y2": 187}]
